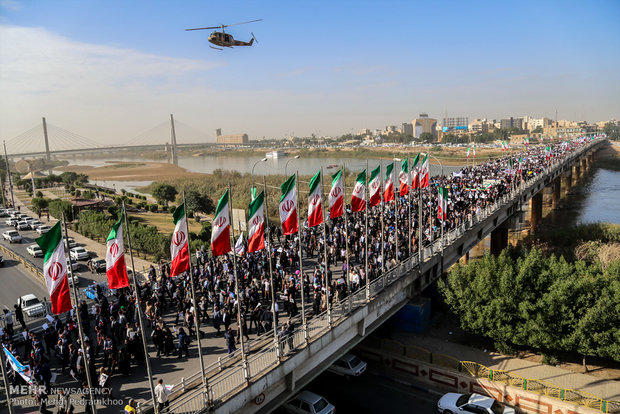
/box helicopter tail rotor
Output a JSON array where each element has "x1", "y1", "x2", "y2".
[{"x1": 250, "y1": 32, "x2": 258, "y2": 45}]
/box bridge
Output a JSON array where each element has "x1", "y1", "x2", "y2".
[
  {"x1": 135, "y1": 139, "x2": 603, "y2": 414},
  {"x1": 2, "y1": 116, "x2": 255, "y2": 164}
]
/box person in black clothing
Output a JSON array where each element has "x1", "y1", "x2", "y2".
[{"x1": 14, "y1": 303, "x2": 26, "y2": 331}]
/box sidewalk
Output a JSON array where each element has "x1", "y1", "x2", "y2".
[{"x1": 390, "y1": 331, "x2": 620, "y2": 401}]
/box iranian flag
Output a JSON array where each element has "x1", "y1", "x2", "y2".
[
  {"x1": 105, "y1": 212, "x2": 129, "y2": 289},
  {"x1": 437, "y1": 187, "x2": 448, "y2": 220},
  {"x1": 308, "y1": 170, "x2": 323, "y2": 227},
  {"x1": 36, "y1": 221, "x2": 72, "y2": 314},
  {"x1": 466, "y1": 146, "x2": 471, "y2": 159},
  {"x1": 419, "y1": 153, "x2": 430, "y2": 188},
  {"x1": 329, "y1": 169, "x2": 344, "y2": 219},
  {"x1": 399, "y1": 158, "x2": 409, "y2": 196},
  {"x1": 170, "y1": 203, "x2": 190, "y2": 276},
  {"x1": 211, "y1": 191, "x2": 232, "y2": 257},
  {"x1": 279, "y1": 175, "x2": 299, "y2": 235},
  {"x1": 383, "y1": 163, "x2": 395, "y2": 202},
  {"x1": 369, "y1": 166, "x2": 381, "y2": 206},
  {"x1": 351, "y1": 170, "x2": 366, "y2": 212},
  {"x1": 411, "y1": 153, "x2": 421, "y2": 190},
  {"x1": 247, "y1": 191, "x2": 265, "y2": 253}
]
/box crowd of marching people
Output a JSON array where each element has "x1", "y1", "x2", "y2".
[{"x1": 1, "y1": 136, "x2": 597, "y2": 412}]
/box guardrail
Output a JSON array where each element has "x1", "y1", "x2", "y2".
[{"x1": 365, "y1": 338, "x2": 620, "y2": 414}]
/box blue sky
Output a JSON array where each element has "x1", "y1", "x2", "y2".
[{"x1": 1, "y1": 0, "x2": 619, "y2": 145}]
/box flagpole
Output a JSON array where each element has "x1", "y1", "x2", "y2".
[
  {"x1": 62, "y1": 215, "x2": 98, "y2": 414},
  {"x1": 0, "y1": 347, "x2": 13, "y2": 414},
  {"x1": 342, "y1": 163, "x2": 350, "y2": 309},
  {"x1": 295, "y1": 171, "x2": 308, "y2": 343},
  {"x1": 380, "y1": 159, "x2": 385, "y2": 288},
  {"x1": 408, "y1": 158, "x2": 412, "y2": 260},
  {"x1": 320, "y1": 166, "x2": 331, "y2": 327},
  {"x1": 181, "y1": 192, "x2": 208, "y2": 400},
  {"x1": 262, "y1": 176, "x2": 280, "y2": 354},
  {"x1": 394, "y1": 159, "x2": 399, "y2": 265},
  {"x1": 365, "y1": 160, "x2": 370, "y2": 301},
  {"x1": 418, "y1": 174, "x2": 423, "y2": 267},
  {"x1": 121, "y1": 201, "x2": 158, "y2": 412},
  {"x1": 228, "y1": 184, "x2": 249, "y2": 378}
]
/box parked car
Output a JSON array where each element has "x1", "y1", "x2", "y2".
[
  {"x1": 284, "y1": 391, "x2": 335, "y2": 414},
  {"x1": 66, "y1": 269, "x2": 79, "y2": 286},
  {"x1": 28, "y1": 220, "x2": 42, "y2": 230},
  {"x1": 326, "y1": 353, "x2": 367, "y2": 378},
  {"x1": 66, "y1": 257, "x2": 80, "y2": 272},
  {"x1": 16, "y1": 220, "x2": 30, "y2": 230},
  {"x1": 26, "y1": 244, "x2": 43, "y2": 257},
  {"x1": 0, "y1": 209, "x2": 8, "y2": 217},
  {"x1": 70, "y1": 247, "x2": 89, "y2": 260},
  {"x1": 19, "y1": 294, "x2": 46, "y2": 317},
  {"x1": 437, "y1": 393, "x2": 515, "y2": 414},
  {"x1": 92, "y1": 259, "x2": 107, "y2": 273},
  {"x1": 3, "y1": 230, "x2": 22, "y2": 243},
  {"x1": 36, "y1": 225, "x2": 51, "y2": 235},
  {"x1": 5, "y1": 218, "x2": 18, "y2": 226},
  {"x1": 65, "y1": 238, "x2": 77, "y2": 249}
]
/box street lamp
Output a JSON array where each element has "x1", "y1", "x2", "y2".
[
  {"x1": 285, "y1": 155, "x2": 300, "y2": 176},
  {"x1": 251, "y1": 158, "x2": 268, "y2": 200}
]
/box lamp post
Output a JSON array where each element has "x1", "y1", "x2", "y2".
[
  {"x1": 251, "y1": 157, "x2": 267, "y2": 200},
  {"x1": 284, "y1": 155, "x2": 300, "y2": 176},
  {"x1": 427, "y1": 153, "x2": 444, "y2": 267}
]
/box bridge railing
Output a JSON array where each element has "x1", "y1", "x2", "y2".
[{"x1": 155, "y1": 139, "x2": 602, "y2": 413}]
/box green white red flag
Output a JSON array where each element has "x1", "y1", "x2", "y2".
[
  {"x1": 419, "y1": 153, "x2": 430, "y2": 188},
  {"x1": 411, "y1": 153, "x2": 420, "y2": 190},
  {"x1": 247, "y1": 191, "x2": 265, "y2": 253},
  {"x1": 308, "y1": 170, "x2": 323, "y2": 227},
  {"x1": 399, "y1": 158, "x2": 409, "y2": 196},
  {"x1": 279, "y1": 175, "x2": 299, "y2": 235},
  {"x1": 351, "y1": 170, "x2": 366, "y2": 212},
  {"x1": 170, "y1": 203, "x2": 190, "y2": 276},
  {"x1": 211, "y1": 191, "x2": 232, "y2": 257},
  {"x1": 105, "y1": 212, "x2": 129, "y2": 289},
  {"x1": 437, "y1": 187, "x2": 448, "y2": 220},
  {"x1": 329, "y1": 169, "x2": 344, "y2": 219},
  {"x1": 369, "y1": 166, "x2": 381, "y2": 206},
  {"x1": 383, "y1": 163, "x2": 395, "y2": 202},
  {"x1": 36, "y1": 221, "x2": 72, "y2": 314}
]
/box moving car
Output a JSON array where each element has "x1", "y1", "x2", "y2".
[
  {"x1": 16, "y1": 220, "x2": 30, "y2": 230},
  {"x1": 437, "y1": 393, "x2": 515, "y2": 414},
  {"x1": 26, "y1": 244, "x2": 43, "y2": 257},
  {"x1": 36, "y1": 225, "x2": 51, "y2": 235},
  {"x1": 3, "y1": 230, "x2": 22, "y2": 243},
  {"x1": 284, "y1": 391, "x2": 335, "y2": 414},
  {"x1": 326, "y1": 353, "x2": 367, "y2": 378},
  {"x1": 28, "y1": 220, "x2": 42, "y2": 230},
  {"x1": 70, "y1": 247, "x2": 89, "y2": 260},
  {"x1": 19, "y1": 294, "x2": 46, "y2": 317}
]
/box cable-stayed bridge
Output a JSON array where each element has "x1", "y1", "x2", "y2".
[{"x1": 3, "y1": 116, "x2": 226, "y2": 165}]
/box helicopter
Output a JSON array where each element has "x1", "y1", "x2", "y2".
[{"x1": 185, "y1": 19, "x2": 262, "y2": 50}]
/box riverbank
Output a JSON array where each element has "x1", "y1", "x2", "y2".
[{"x1": 56, "y1": 160, "x2": 204, "y2": 181}]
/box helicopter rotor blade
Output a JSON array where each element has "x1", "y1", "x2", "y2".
[
  {"x1": 222, "y1": 19, "x2": 263, "y2": 27},
  {"x1": 185, "y1": 27, "x2": 221, "y2": 31}
]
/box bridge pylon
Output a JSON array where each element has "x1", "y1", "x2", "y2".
[
  {"x1": 170, "y1": 114, "x2": 178, "y2": 166},
  {"x1": 42, "y1": 117, "x2": 51, "y2": 162}
]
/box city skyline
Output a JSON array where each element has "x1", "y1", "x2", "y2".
[{"x1": 1, "y1": 0, "x2": 619, "y2": 144}]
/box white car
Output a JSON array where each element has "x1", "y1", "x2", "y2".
[
  {"x1": 3, "y1": 230, "x2": 22, "y2": 243},
  {"x1": 28, "y1": 220, "x2": 42, "y2": 230},
  {"x1": 16, "y1": 220, "x2": 30, "y2": 230},
  {"x1": 66, "y1": 257, "x2": 80, "y2": 272},
  {"x1": 70, "y1": 247, "x2": 89, "y2": 260},
  {"x1": 36, "y1": 225, "x2": 51, "y2": 235},
  {"x1": 65, "y1": 238, "x2": 77, "y2": 249},
  {"x1": 19, "y1": 294, "x2": 46, "y2": 317},
  {"x1": 437, "y1": 393, "x2": 515, "y2": 414},
  {"x1": 284, "y1": 391, "x2": 335, "y2": 414},
  {"x1": 326, "y1": 353, "x2": 367, "y2": 378},
  {"x1": 26, "y1": 244, "x2": 43, "y2": 257},
  {"x1": 5, "y1": 218, "x2": 18, "y2": 226}
]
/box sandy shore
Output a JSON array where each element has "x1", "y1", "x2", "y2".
[{"x1": 56, "y1": 161, "x2": 205, "y2": 181}]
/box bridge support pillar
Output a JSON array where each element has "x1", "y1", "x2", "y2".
[
  {"x1": 574, "y1": 164, "x2": 581, "y2": 180},
  {"x1": 551, "y1": 177, "x2": 561, "y2": 209},
  {"x1": 490, "y1": 224, "x2": 509, "y2": 257},
  {"x1": 581, "y1": 157, "x2": 588, "y2": 172},
  {"x1": 565, "y1": 172, "x2": 572, "y2": 194},
  {"x1": 529, "y1": 192, "x2": 543, "y2": 233}
]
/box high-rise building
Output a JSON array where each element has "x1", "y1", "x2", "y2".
[
  {"x1": 499, "y1": 117, "x2": 524, "y2": 130},
  {"x1": 401, "y1": 123, "x2": 413, "y2": 136},
  {"x1": 441, "y1": 117, "x2": 468, "y2": 133},
  {"x1": 413, "y1": 113, "x2": 437, "y2": 138}
]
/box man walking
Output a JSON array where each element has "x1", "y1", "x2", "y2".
[{"x1": 154, "y1": 378, "x2": 171, "y2": 412}]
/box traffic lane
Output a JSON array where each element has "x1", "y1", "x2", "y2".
[
  {"x1": 0, "y1": 258, "x2": 49, "y2": 311},
  {"x1": 299, "y1": 369, "x2": 439, "y2": 414}
]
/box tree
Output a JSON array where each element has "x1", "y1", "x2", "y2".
[
  {"x1": 48, "y1": 199, "x2": 74, "y2": 221},
  {"x1": 152, "y1": 184, "x2": 178, "y2": 207},
  {"x1": 185, "y1": 190, "x2": 215, "y2": 215},
  {"x1": 31, "y1": 197, "x2": 49, "y2": 214},
  {"x1": 603, "y1": 122, "x2": 619, "y2": 141},
  {"x1": 531, "y1": 126, "x2": 543, "y2": 134},
  {"x1": 419, "y1": 132, "x2": 435, "y2": 143}
]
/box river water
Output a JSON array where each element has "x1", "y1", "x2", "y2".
[{"x1": 59, "y1": 154, "x2": 620, "y2": 224}]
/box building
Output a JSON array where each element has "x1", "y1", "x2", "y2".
[
  {"x1": 469, "y1": 119, "x2": 490, "y2": 134},
  {"x1": 523, "y1": 116, "x2": 552, "y2": 131},
  {"x1": 441, "y1": 117, "x2": 468, "y2": 132},
  {"x1": 401, "y1": 123, "x2": 413, "y2": 136},
  {"x1": 216, "y1": 129, "x2": 249, "y2": 145},
  {"x1": 499, "y1": 117, "x2": 524, "y2": 130},
  {"x1": 413, "y1": 114, "x2": 437, "y2": 138}
]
